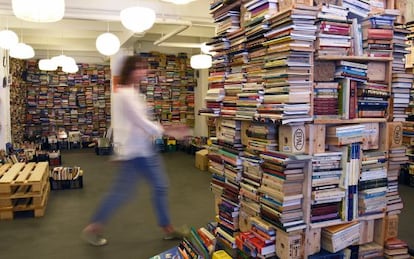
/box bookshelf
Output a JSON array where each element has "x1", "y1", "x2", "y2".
[{"x1": 204, "y1": 0, "x2": 412, "y2": 258}]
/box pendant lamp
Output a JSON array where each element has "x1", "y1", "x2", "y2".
[
  {"x1": 190, "y1": 54, "x2": 212, "y2": 69},
  {"x1": 120, "y1": 6, "x2": 156, "y2": 33},
  {"x1": 96, "y1": 32, "x2": 120, "y2": 56},
  {"x1": 12, "y1": 0, "x2": 65, "y2": 23},
  {"x1": 162, "y1": 0, "x2": 196, "y2": 4},
  {"x1": 39, "y1": 59, "x2": 57, "y2": 71},
  {"x1": 10, "y1": 42, "x2": 35, "y2": 59},
  {"x1": 0, "y1": 29, "x2": 19, "y2": 50}
]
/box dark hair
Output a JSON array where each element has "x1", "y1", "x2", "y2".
[{"x1": 118, "y1": 55, "x2": 147, "y2": 85}]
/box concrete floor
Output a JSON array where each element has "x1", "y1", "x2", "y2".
[
  {"x1": 0, "y1": 149, "x2": 216, "y2": 259},
  {"x1": 0, "y1": 149, "x2": 413, "y2": 258}
]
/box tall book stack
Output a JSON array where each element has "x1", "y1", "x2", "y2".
[
  {"x1": 311, "y1": 152, "x2": 345, "y2": 225},
  {"x1": 391, "y1": 24, "x2": 413, "y2": 122},
  {"x1": 258, "y1": 151, "x2": 306, "y2": 232},
  {"x1": 315, "y1": 4, "x2": 351, "y2": 57},
  {"x1": 239, "y1": 153, "x2": 263, "y2": 232},
  {"x1": 242, "y1": 1, "x2": 270, "y2": 85},
  {"x1": 386, "y1": 147, "x2": 407, "y2": 215},
  {"x1": 217, "y1": 123, "x2": 244, "y2": 253},
  {"x1": 358, "y1": 150, "x2": 388, "y2": 217},
  {"x1": 256, "y1": 5, "x2": 317, "y2": 124}
]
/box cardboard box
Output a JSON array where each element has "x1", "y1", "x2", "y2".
[
  {"x1": 279, "y1": 124, "x2": 307, "y2": 154},
  {"x1": 195, "y1": 149, "x2": 209, "y2": 171}
]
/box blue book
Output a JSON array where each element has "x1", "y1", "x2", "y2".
[{"x1": 150, "y1": 246, "x2": 182, "y2": 259}]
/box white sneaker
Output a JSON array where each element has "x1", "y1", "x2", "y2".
[{"x1": 81, "y1": 230, "x2": 108, "y2": 246}]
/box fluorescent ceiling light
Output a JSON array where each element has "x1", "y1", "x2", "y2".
[{"x1": 12, "y1": 0, "x2": 65, "y2": 23}]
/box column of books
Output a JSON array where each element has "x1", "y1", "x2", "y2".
[
  {"x1": 309, "y1": 1, "x2": 413, "y2": 258},
  {"x1": 205, "y1": 1, "x2": 318, "y2": 258},
  {"x1": 9, "y1": 58, "x2": 27, "y2": 144}
]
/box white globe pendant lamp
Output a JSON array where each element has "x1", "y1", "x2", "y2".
[
  {"x1": 120, "y1": 6, "x2": 156, "y2": 33},
  {"x1": 96, "y1": 32, "x2": 120, "y2": 56},
  {"x1": 190, "y1": 54, "x2": 212, "y2": 69},
  {"x1": 62, "y1": 62, "x2": 79, "y2": 73},
  {"x1": 10, "y1": 42, "x2": 35, "y2": 59},
  {"x1": 12, "y1": 0, "x2": 65, "y2": 23},
  {"x1": 39, "y1": 59, "x2": 57, "y2": 71},
  {"x1": 0, "y1": 29, "x2": 19, "y2": 50}
]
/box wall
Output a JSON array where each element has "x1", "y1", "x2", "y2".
[{"x1": 0, "y1": 51, "x2": 11, "y2": 150}]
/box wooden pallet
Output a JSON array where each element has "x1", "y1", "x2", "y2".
[
  {"x1": 0, "y1": 178, "x2": 49, "y2": 207},
  {"x1": 0, "y1": 162, "x2": 50, "y2": 220},
  {"x1": 0, "y1": 182, "x2": 50, "y2": 220},
  {"x1": 0, "y1": 162, "x2": 49, "y2": 195}
]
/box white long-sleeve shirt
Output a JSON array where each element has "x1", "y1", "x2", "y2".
[{"x1": 112, "y1": 87, "x2": 164, "y2": 160}]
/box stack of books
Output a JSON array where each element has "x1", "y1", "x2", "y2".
[
  {"x1": 321, "y1": 221, "x2": 360, "y2": 253},
  {"x1": 384, "y1": 238, "x2": 410, "y2": 259},
  {"x1": 245, "y1": 122, "x2": 277, "y2": 153},
  {"x1": 258, "y1": 151, "x2": 306, "y2": 232},
  {"x1": 316, "y1": 4, "x2": 351, "y2": 57},
  {"x1": 236, "y1": 217, "x2": 276, "y2": 258},
  {"x1": 358, "y1": 150, "x2": 388, "y2": 217},
  {"x1": 311, "y1": 152, "x2": 345, "y2": 224},
  {"x1": 256, "y1": 5, "x2": 317, "y2": 124},
  {"x1": 386, "y1": 147, "x2": 407, "y2": 215}
]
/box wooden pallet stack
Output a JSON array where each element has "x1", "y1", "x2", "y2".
[{"x1": 0, "y1": 162, "x2": 50, "y2": 220}]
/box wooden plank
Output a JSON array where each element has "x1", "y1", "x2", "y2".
[
  {"x1": 0, "y1": 164, "x2": 12, "y2": 177},
  {"x1": 28, "y1": 162, "x2": 48, "y2": 182},
  {"x1": 358, "y1": 219, "x2": 374, "y2": 245},
  {"x1": 0, "y1": 163, "x2": 25, "y2": 184},
  {"x1": 306, "y1": 228, "x2": 321, "y2": 256},
  {"x1": 306, "y1": 124, "x2": 325, "y2": 155},
  {"x1": 14, "y1": 163, "x2": 36, "y2": 183}
]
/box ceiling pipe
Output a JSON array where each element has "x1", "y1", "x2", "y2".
[
  {"x1": 157, "y1": 42, "x2": 202, "y2": 48},
  {"x1": 153, "y1": 20, "x2": 192, "y2": 46}
]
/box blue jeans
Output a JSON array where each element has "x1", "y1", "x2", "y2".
[{"x1": 91, "y1": 154, "x2": 171, "y2": 227}]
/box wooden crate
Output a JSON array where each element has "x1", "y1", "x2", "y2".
[
  {"x1": 276, "y1": 230, "x2": 303, "y2": 259},
  {"x1": 279, "y1": 124, "x2": 307, "y2": 154},
  {"x1": 305, "y1": 228, "x2": 321, "y2": 256},
  {"x1": 361, "y1": 122, "x2": 380, "y2": 150},
  {"x1": 374, "y1": 215, "x2": 399, "y2": 246},
  {"x1": 306, "y1": 124, "x2": 325, "y2": 155},
  {"x1": 379, "y1": 122, "x2": 403, "y2": 150},
  {"x1": 359, "y1": 219, "x2": 375, "y2": 245}
]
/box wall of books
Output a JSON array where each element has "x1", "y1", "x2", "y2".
[
  {"x1": 9, "y1": 58, "x2": 27, "y2": 144},
  {"x1": 137, "y1": 52, "x2": 196, "y2": 126},
  {"x1": 204, "y1": 0, "x2": 413, "y2": 258},
  {"x1": 22, "y1": 60, "x2": 111, "y2": 141}
]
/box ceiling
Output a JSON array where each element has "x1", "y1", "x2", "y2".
[{"x1": 0, "y1": 0, "x2": 216, "y2": 63}]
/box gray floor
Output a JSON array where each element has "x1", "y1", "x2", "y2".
[
  {"x1": 0, "y1": 149, "x2": 216, "y2": 259},
  {"x1": 0, "y1": 149, "x2": 413, "y2": 259}
]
